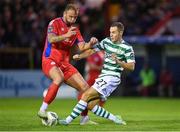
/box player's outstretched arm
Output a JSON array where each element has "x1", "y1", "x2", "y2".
[
  {"x1": 78, "y1": 37, "x2": 98, "y2": 52},
  {"x1": 111, "y1": 53, "x2": 135, "y2": 71},
  {"x1": 73, "y1": 49, "x2": 96, "y2": 60}
]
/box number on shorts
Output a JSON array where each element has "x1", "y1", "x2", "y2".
[{"x1": 96, "y1": 79, "x2": 107, "y2": 87}]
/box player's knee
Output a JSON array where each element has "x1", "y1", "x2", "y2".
[
  {"x1": 87, "y1": 99, "x2": 99, "y2": 110},
  {"x1": 87, "y1": 103, "x2": 94, "y2": 110},
  {"x1": 83, "y1": 83, "x2": 90, "y2": 91},
  {"x1": 53, "y1": 76, "x2": 64, "y2": 85},
  {"x1": 80, "y1": 83, "x2": 89, "y2": 92}
]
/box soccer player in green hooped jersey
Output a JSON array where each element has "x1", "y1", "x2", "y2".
[{"x1": 59, "y1": 22, "x2": 135, "y2": 125}]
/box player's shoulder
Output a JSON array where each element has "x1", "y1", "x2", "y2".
[
  {"x1": 101, "y1": 37, "x2": 111, "y2": 43},
  {"x1": 121, "y1": 40, "x2": 133, "y2": 49},
  {"x1": 48, "y1": 18, "x2": 61, "y2": 25},
  {"x1": 105, "y1": 37, "x2": 111, "y2": 41},
  {"x1": 122, "y1": 39, "x2": 131, "y2": 46}
]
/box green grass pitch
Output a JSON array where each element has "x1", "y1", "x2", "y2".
[{"x1": 0, "y1": 97, "x2": 180, "y2": 131}]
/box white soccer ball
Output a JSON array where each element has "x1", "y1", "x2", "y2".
[{"x1": 41, "y1": 111, "x2": 59, "y2": 126}]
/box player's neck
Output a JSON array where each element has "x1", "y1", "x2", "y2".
[
  {"x1": 62, "y1": 17, "x2": 71, "y2": 27},
  {"x1": 114, "y1": 38, "x2": 123, "y2": 44}
]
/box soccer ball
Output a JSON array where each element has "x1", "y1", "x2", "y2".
[{"x1": 41, "y1": 111, "x2": 59, "y2": 126}]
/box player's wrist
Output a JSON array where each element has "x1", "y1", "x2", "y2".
[
  {"x1": 78, "y1": 54, "x2": 82, "y2": 59},
  {"x1": 115, "y1": 59, "x2": 119, "y2": 64},
  {"x1": 61, "y1": 34, "x2": 68, "y2": 40},
  {"x1": 116, "y1": 59, "x2": 123, "y2": 66},
  {"x1": 89, "y1": 41, "x2": 96, "y2": 47}
]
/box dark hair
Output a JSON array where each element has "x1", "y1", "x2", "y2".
[
  {"x1": 111, "y1": 22, "x2": 124, "y2": 31},
  {"x1": 64, "y1": 4, "x2": 78, "y2": 13}
]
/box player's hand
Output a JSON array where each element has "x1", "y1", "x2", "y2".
[
  {"x1": 73, "y1": 54, "x2": 81, "y2": 60},
  {"x1": 111, "y1": 53, "x2": 118, "y2": 62},
  {"x1": 89, "y1": 37, "x2": 98, "y2": 46},
  {"x1": 65, "y1": 27, "x2": 77, "y2": 38}
]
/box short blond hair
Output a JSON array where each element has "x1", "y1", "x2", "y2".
[{"x1": 64, "y1": 4, "x2": 78, "y2": 14}]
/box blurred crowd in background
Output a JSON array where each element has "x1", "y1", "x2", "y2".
[
  {"x1": 0, "y1": 0, "x2": 180, "y2": 97},
  {"x1": 0, "y1": 0, "x2": 178, "y2": 48}
]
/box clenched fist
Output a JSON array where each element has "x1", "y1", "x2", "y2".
[{"x1": 89, "y1": 37, "x2": 98, "y2": 46}]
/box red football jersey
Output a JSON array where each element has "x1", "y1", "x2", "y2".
[
  {"x1": 87, "y1": 52, "x2": 104, "y2": 68},
  {"x1": 86, "y1": 52, "x2": 104, "y2": 85},
  {"x1": 42, "y1": 18, "x2": 84, "y2": 63}
]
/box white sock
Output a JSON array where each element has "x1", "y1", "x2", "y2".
[
  {"x1": 40, "y1": 102, "x2": 48, "y2": 112},
  {"x1": 66, "y1": 116, "x2": 74, "y2": 123},
  {"x1": 108, "y1": 113, "x2": 116, "y2": 121},
  {"x1": 91, "y1": 105, "x2": 98, "y2": 113}
]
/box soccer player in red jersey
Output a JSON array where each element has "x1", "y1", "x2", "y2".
[
  {"x1": 38, "y1": 4, "x2": 98, "y2": 119},
  {"x1": 86, "y1": 52, "x2": 104, "y2": 86},
  {"x1": 80, "y1": 52, "x2": 106, "y2": 125}
]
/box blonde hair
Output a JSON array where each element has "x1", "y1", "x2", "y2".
[{"x1": 64, "y1": 4, "x2": 78, "y2": 14}]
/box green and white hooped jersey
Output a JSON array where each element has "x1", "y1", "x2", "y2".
[{"x1": 94, "y1": 37, "x2": 135, "y2": 78}]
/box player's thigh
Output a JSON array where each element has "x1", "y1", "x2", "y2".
[
  {"x1": 65, "y1": 72, "x2": 89, "y2": 92},
  {"x1": 49, "y1": 66, "x2": 64, "y2": 83},
  {"x1": 42, "y1": 59, "x2": 64, "y2": 84}
]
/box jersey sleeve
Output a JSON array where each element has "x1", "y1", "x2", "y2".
[
  {"x1": 76, "y1": 29, "x2": 84, "y2": 44},
  {"x1": 47, "y1": 20, "x2": 58, "y2": 35},
  {"x1": 125, "y1": 46, "x2": 135, "y2": 63},
  {"x1": 93, "y1": 38, "x2": 106, "y2": 52},
  {"x1": 87, "y1": 54, "x2": 103, "y2": 66}
]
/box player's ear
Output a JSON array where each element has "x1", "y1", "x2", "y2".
[
  {"x1": 63, "y1": 11, "x2": 66, "y2": 17},
  {"x1": 119, "y1": 31, "x2": 123, "y2": 36}
]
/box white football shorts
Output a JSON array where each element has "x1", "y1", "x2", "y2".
[{"x1": 92, "y1": 75, "x2": 121, "y2": 98}]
